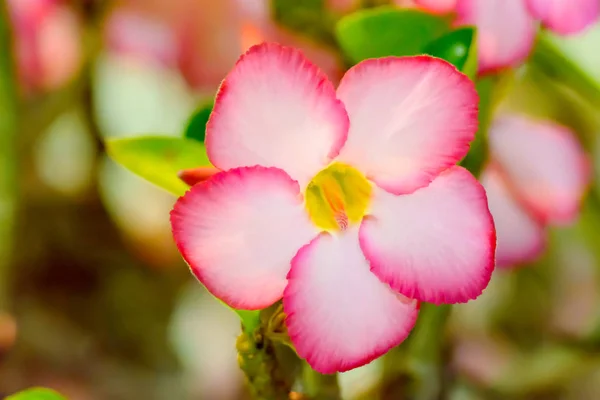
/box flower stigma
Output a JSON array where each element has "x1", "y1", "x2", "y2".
[{"x1": 305, "y1": 163, "x2": 372, "y2": 231}]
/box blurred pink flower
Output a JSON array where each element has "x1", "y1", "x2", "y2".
[
  {"x1": 7, "y1": 0, "x2": 82, "y2": 93},
  {"x1": 109, "y1": 0, "x2": 342, "y2": 93},
  {"x1": 170, "y1": 43, "x2": 495, "y2": 373},
  {"x1": 103, "y1": 9, "x2": 179, "y2": 68},
  {"x1": 481, "y1": 115, "x2": 590, "y2": 267},
  {"x1": 414, "y1": 0, "x2": 599, "y2": 74}
]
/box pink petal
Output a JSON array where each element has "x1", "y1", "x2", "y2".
[
  {"x1": 284, "y1": 229, "x2": 418, "y2": 374},
  {"x1": 455, "y1": 0, "x2": 536, "y2": 74},
  {"x1": 526, "y1": 0, "x2": 599, "y2": 35},
  {"x1": 336, "y1": 56, "x2": 478, "y2": 195},
  {"x1": 206, "y1": 43, "x2": 349, "y2": 186},
  {"x1": 480, "y1": 166, "x2": 546, "y2": 268},
  {"x1": 171, "y1": 166, "x2": 318, "y2": 310},
  {"x1": 414, "y1": 0, "x2": 457, "y2": 13},
  {"x1": 489, "y1": 115, "x2": 590, "y2": 225},
  {"x1": 360, "y1": 166, "x2": 495, "y2": 304}
]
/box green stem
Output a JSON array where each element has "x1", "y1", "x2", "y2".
[
  {"x1": 302, "y1": 363, "x2": 341, "y2": 400},
  {"x1": 530, "y1": 33, "x2": 600, "y2": 108},
  {"x1": 237, "y1": 326, "x2": 293, "y2": 400},
  {"x1": 381, "y1": 304, "x2": 451, "y2": 400},
  {"x1": 0, "y1": 0, "x2": 19, "y2": 309}
]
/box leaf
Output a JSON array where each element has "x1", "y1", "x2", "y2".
[
  {"x1": 271, "y1": 0, "x2": 338, "y2": 48},
  {"x1": 106, "y1": 136, "x2": 212, "y2": 196},
  {"x1": 7, "y1": 388, "x2": 67, "y2": 400},
  {"x1": 335, "y1": 6, "x2": 450, "y2": 64},
  {"x1": 459, "y1": 76, "x2": 494, "y2": 177},
  {"x1": 424, "y1": 27, "x2": 477, "y2": 79},
  {"x1": 184, "y1": 101, "x2": 213, "y2": 142}
]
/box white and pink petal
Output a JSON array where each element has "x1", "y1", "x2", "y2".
[
  {"x1": 489, "y1": 114, "x2": 590, "y2": 225},
  {"x1": 455, "y1": 0, "x2": 536, "y2": 74},
  {"x1": 336, "y1": 56, "x2": 478, "y2": 195},
  {"x1": 526, "y1": 0, "x2": 599, "y2": 35},
  {"x1": 171, "y1": 166, "x2": 318, "y2": 310},
  {"x1": 360, "y1": 166, "x2": 495, "y2": 304},
  {"x1": 206, "y1": 43, "x2": 349, "y2": 186},
  {"x1": 284, "y1": 229, "x2": 418, "y2": 374},
  {"x1": 480, "y1": 166, "x2": 546, "y2": 268}
]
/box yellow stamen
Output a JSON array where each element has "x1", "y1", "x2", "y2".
[{"x1": 305, "y1": 163, "x2": 372, "y2": 231}]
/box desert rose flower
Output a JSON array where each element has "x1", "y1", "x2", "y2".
[
  {"x1": 7, "y1": 0, "x2": 82, "y2": 93},
  {"x1": 481, "y1": 115, "x2": 590, "y2": 267},
  {"x1": 170, "y1": 43, "x2": 496, "y2": 373},
  {"x1": 416, "y1": 0, "x2": 599, "y2": 74}
]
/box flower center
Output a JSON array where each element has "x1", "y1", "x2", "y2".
[{"x1": 305, "y1": 163, "x2": 372, "y2": 231}]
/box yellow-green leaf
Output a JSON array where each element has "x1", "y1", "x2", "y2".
[{"x1": 106, "y1": 136, "x2": 211, "y2": 196}]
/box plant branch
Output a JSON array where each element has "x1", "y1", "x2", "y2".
[{"x1": 0, "y1": 0, "x2": 19, "y2": 310}]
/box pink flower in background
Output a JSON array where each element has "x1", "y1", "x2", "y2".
[
  {"x1": 7, "y1": 0, "x2": 82, "y2": 94},
  {"x1": 170, "y1": 43, "x2": 495, "y2": 373},
  {"x1": 103, "y1": 10, "x2": 179, "y2": 68},
  {"x1": 109, "y1": 0, "x2": 342, "y2": 93},
  {"x1": 525, "y1": 0, "x2": 599, "y2": 35},
  {"x1": 415, "y1": 0, "x2": 599, "y2": 74},
  {"x1": 481, "y1": 115, "x2": 590, "y2": 267}
]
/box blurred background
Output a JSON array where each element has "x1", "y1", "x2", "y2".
[{"x1": 1, "y1": 0, "x2": 600, "y2": 399}]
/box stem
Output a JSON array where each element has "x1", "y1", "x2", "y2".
[
  {"x1": 382, "y1": 304, "x2": 451, "y2": 400},
  {"x1": 302, "y1": 363, "x2": 341, "y2": 400},
  {"x1": 530, "y1": 33, "x2": 600, "y2": 108},
  {"x1": 0, "y1": 0, "x2": 19, "y2": 309},
  {"x1": 237, "y1": 327, "x2": 293, "y2": 400}
]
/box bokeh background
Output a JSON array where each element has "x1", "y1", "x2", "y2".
[{"x1": 1, "y1": 0, "x2": 600, "y2": 399}]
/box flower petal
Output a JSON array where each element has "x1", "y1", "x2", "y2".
[
  {"x1": 414, "y1": 0, "x2": 457, "y2": 13},
  {"x1": 455, "y1": 0, "x2": 536, "y2": 74},
  {"x1": 171, "y1": 166, "x2": 318, "y2": 310},
  {"x1": 284, "y1": 229, "x2": 418, "y2": 374},
  {"x1": 206, "y1": 42, "x2": 349, "y2": 186},
  {"x1": 480, "y1": 166, "x2": 546, "y2": 268},
  {"x1": 336, "y1": 56, "x2": 478, "y2": 195},
  {"x1": 489, "y1": 115, "x2": 590, "y2": 225},
  {"x1": 526, "y1": 0, "x2": 599, "y2": 35},
  {"x1": 360, "y1": 166, "x2": 495, "y2": 304}
]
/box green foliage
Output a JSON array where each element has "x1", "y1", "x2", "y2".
[
  {"x1": 424, "y1": 27, "x2": 477, "y2": 79},
  {"x1": 271, "y1": 0, "x2": 338, "y2": 48},
  {"x1": 6, "y1": 388, "x2": 67, "y2": 400},
  {"x1": 106, "y1": 136, "x2": 211, "y2": 197},
  {"x1": 184, "y1": 101, "x2": 213, "y2": 142},
  {"x1": 335, "y1": 7, "x2": 450, "y2": 64},
  {"x1": 459, "y1": 77, "x2": 493, "y2": 176}
]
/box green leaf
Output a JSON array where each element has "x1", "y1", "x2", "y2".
[
  {"x1": 271, "y1": 0, "x2": 338, "y2": 48},
  {"x1": 106, "y1": 136, "x2": 211, "y2": 196},
  {"x1": 530, "y1": 32, "x2": 600, "y2": 107},
  {"x1": 424, "y1": 27, "x2": 477, "y2": 79},
  {"x1": 184, "y1": 101, "x2": 213, "y2": 142},
  {"x1": 7, "y1": 388, "x2": 66, "y2": 400},
  {"x1": 335, "y1": 7, "x2": 450, "y2": 64},
  {"x1": 459, "y1": 76, "x2": 494, "y2": 177}
]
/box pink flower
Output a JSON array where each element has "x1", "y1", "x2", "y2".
[
  {"x1": 481, "y1": 115, "x2": 590, "y2": 268},
  {"x1": 110, "y1": 0, "x2": 342, "y2": 92},
  {"x1": 7, "y1": 0, "x2": 82, "y2": 93},
  {"x1": 103, "y1": 10, "x2": 179, "y2": 68},
  {"x1": 415, "y1": 0, "x2": 599, "y2": 74},
  {"x1": 170, "y1": 43, "x2": 495, "y2": 373}
]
